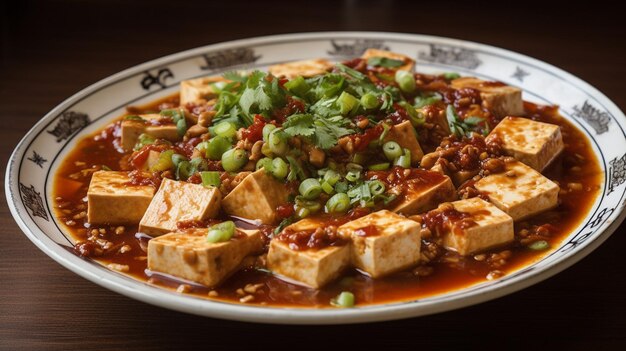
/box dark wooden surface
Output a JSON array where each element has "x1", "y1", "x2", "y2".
[{"x1": 1, "y1": 1, "x2": 625, "y2": 350}]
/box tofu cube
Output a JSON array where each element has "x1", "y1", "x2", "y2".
[
  {"x1": 121, "y1": 114, "x2": 180, "y2": 152},
  {"x1": 361, "y1": 48, "x2": 415, "y2": 72},
  {"x1": 180, "y1": 76, "x2": 226, "y2": 106},
  {"x1": 391, "y1": 171, "x2": 457, "y2": 215},
  {"x1": 87, "y1": 171, "x2": 155, "y2": 224},
  {"x1": 338, "y1": 210, "x2": 421, "y2": 278},
  {"x1": 147, "y1": 228, "x2": 263, "y2": 287},
  {"x1": 431, "y1": 197, "x2": 514, "y2": 255},
  {"x1": 383, "y1": 120, "x2": 424, "y2": 164},
  {"x1": 451, "y1": 77, "x2": 524, "y2": 117},
  {"x1": 268, "y1": 59, "x2": 334, "y2": 79},
  {"x1": 487, "y1": 116, "x2": 564, "y2": 171},
  {"x1": 221, "y1": 169, "x2": 292, "y2": 225},
  {"x1": 139, "y1": 179, "x2": 222, "y2": 236},
  {"x1": 474, "y1": 159, "x2": 559, "y2": 220}
]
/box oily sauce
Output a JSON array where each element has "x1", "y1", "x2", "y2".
[{"x1": 52, "y1": 95, "x2": 603, "y2": 308}]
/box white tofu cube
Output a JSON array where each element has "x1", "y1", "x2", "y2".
[
  {"x1": 338, "y1": 210, "x2": 421, "y2": 278},
  {"x1": 268, "y1": 59, "x2": 334, "y2": 79},
  {"x1": 487, "y1": 116, "x2": 564, "y2": 171},
  {"x1": 383, "y1": 120, "x2": 424, "y2": 164},
  {"x1": 139, "y1": 179, "x2": 222, "y2": 236},
  {"x1": 179, "y1": 76, "x2": 226, "y2": 106},
  {"x1": 361, "y1": 48, "x2": 415, "y2": 72},
  {"x1": 426, "y1": 197, "x2": 514, "y2": 255},
  {"x1": 221, "y1": 169, "x2": 292, "y2": 225},
  {"x1": 474, "y1": 159, "x2": 559, "y2": 220},
  {"x1": 120, "y1": 114, "x2": 180, "y2": 152},
  {"x1": 451, "y1": 77, "x2": 524, "y2": 117},
  {"x1": 390, "y1": 171, "x2": 457, "y2": 215},
  {"x1": 147, "y1": 228, "x2": 263, "y2": 287},
  {"x1": 87, "y1": 171, "x2": 155, "y2": 224}
]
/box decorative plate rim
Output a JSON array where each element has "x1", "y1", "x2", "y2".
[{"x1": 6, "y1": 31, "x2": 626, "y2": 324}]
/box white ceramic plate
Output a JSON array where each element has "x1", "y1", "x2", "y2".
[{"x1": 6, "y1": 32, "x2": 626, "y2": 324}]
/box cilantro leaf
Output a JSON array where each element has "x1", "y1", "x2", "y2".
[{"x1": 283, "y1": 114, "x2": 315, "y2": 137}]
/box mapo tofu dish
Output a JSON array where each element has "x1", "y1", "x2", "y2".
[{"x1": 54, "y1": 49, "x2": 602, "y2": 308}]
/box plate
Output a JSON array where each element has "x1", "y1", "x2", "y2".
[{"x1": 6, "y1": 32, "x2": 626, "y2": 324}]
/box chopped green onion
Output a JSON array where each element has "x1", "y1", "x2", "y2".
[
  {"x1": 261, "y1": 142, "x2": 273, "y2": 157},
  {"x1": 334, "y1": 181, "x2": 349, "y2": 194},
  {"x1": 383, "y1": 141, "x2": 402, "y2": 161},
  {"x1": 213, "y1": 121, "x2": 237, "y2": 139},
  {"x1": 443, "y1": 72, "x2": 461, "y2": 80},
  {"x1": 337, "y1": 91, "x2": 360, "y2": 115},
  {"x1": 395, "y1": 70, "x2": 416, "y2": 93},
  {"x1": 528, "y1": 240, "x2": 550, "y2": 251},
  {"x1": 323, "y1": 169, "x2": 341, "y2": 186},
  {"x1": 367, "y1": 57, "x2": 404, "y2": 68},
  {"x1": 149, "y1": 150, "x2": 174, "y2": 172},
  {"x1": 414, "y1": 93, "x2": 442, "y2": 109},
  {"x1": 134, "y1": 133, "x2": 156, "y2": 151},
  {"x1": 351, "y1": 152, "x2": 366, "y2": 165},
  {"x1": 330, "y1": 291, "x2": 355, "y2": 308},
  {"x1": 368, "y1": 180, "x2": 386, "y2": 195},
  {"x1": 190, "y1": 157, "x2": 208, "y2": 172},
  {"x1": 201, "y1": 171, "x2": 221, "y2": 187},
  {"x1": 284, "y1": 76, "x2": 310, "y2": 96},
  {"x1": 176, "y1": 118, "x2": 187, "y2": 137},
  {"x1": 171, "y1": 154, "x2": 187, "y2": 168},
  {"x1": 271, "y1": 157, "x2": 289, "y2": 179},
  {"x1": 360, "y1": 93, "x2": 380, "y2": 110},
  {"x1": 345, "y1": 170, "x2": 361, "y2": 182},
  {"x1": 299, "y1": 178, "x2": 322, "y2": 200},
  {"x1": 256, "y1": 157, "x2": 273, "y2": 171},
  {"x1": 368, "y1": 162, "x2": 390, "y2": 171},
  {"x1": 262, "y1": 124, "x2": 276, "y2": 142},
  {"x1": 325, "y1": 193, "x2": 350, "y2": 213},
  {"x1": 176, "y1": 160, "x2": 193, "y2": 180},
  {"x1": 296, "y1": 207, "x2": 310, "y2": 218},
  {"x1": 205, "y1": 136, "x2": 232, "y2": 160},
  {"x1": 101, "y1": 165, "x2": 112, "y2": 171},
  {"x1": 394, "y1": 148, "x2": 412, "y2": 168},
  {"x1": 321, "y1": 181, "x2": 334, "y2": 194},
  {"x1": 296, "y1": 198, "x2": 322, "y2": 212},
  {"x1": 221, "y1": 148, "x2": 248, "y2": 172},
  {"x1": 207, "y1": 221, "x2": 236, "y2": 243},
  {"x1": 124, "y1": 115, "x2": 144, "y2": 121},
  {"x1": 268, "y1": 129, "x2": 288, "y2": 156}
]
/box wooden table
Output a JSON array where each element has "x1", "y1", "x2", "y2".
[{"x1": 1, "y1": 1, "x2": 625, "y2": 349}]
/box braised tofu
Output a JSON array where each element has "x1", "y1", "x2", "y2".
[
  {"x1": 474, "y1": 159, "x2": 559, "y2": 220},
  {"x1": 361, "y1": 48, "x2": 415, "y2": 72},
  {"x1": 383, "y1": 120, "x2": 424, "y2": 164},
  {"x1": 431, "y1": 197, "x2": 514, "y2": 255},
  {"x1": 179, "y1": 76, "x2": 226, "y2": 106},
  {"x1": 451, "y1": 77, "x2": 524, "y2": 117},
  {"x1": 139, "y1": 179, "x2": 222, "y2": 236},
  {"x1": 120, "y1": 114, "x2": 180, "y2": 152},
  {"x1": 221, "y1": 169, "x2": 292, "y2": 225},
  {"x1": 487, "y1": 117, "x2": 564, "y2": 171},
  {"x1": 268, "y1": 59, "x2": 334, "y2": 79},
  {"x1": 338, "y1": 210, "x2": 421, "y2": 278},
  {"x1": 87, "y1": 171, "x2": 155, "y2": 224},
  {"x1": 147, "y1": 228, "x2": 263, "y2": 287},
  {"x1": 391, "y1": 171, "x2": 456, "y2": 215}
]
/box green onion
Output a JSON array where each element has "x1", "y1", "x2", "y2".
[
  {"x1": 213, "y1": 121, "x2": 237, "y2": 139},
  {"x1": 367, "y1": 57, "x2": 404, "y2": 68},
  {"x1": 368, "y1": 162, "x2": 390, "y2": 171},
  {"x1": 262, "y1": 124, "x2": 276, "y2": 142},
  {"x1": 133, "y1": 133, "x2": 156, "y2": 151},
  {"x1": 205, "y1": 136, "x2": 232, "y2": 160},
  {"x1": 190, "y1": 157, "x2": 208, "y2": 172},
  {"x1": 268, "y1": 129, "x2": 288, "y2": 156},
  {"x1": 323, "y1": 169, "x2": 341, "y2": 186},
  {"x1": 321, "y1": 181, "x2": 335, "y2": 194},
  {"x1": 284, "y1": 76, "x2": 310, "y2": 96},
  {"x1": 351, "y1": 152, "x2": 366, "y2": 165},
  {"x1": 383, "y1": 141, "x2": 402, "y2": 161},
  {"x1": 443, "y1": 72, "x2": 461, "y2": 80},
  {"x1": 256, "y1": 157, "x2": 273, "y2": 171},
  {"x1": 360, "y1": 93, "x2": 380, "y2": 110},
  {"x1": 394, "y1": 148, "x2": 412, "y2": 168},
  {"x1": 395, "y1": 70, "x2": 416, "y2": 93},
  {"x1": 221, "y1": 148, "x2": 248, "y2": 172},
  {"x1": 261, "y1": 142, "x2": 273, "y2": 157},
  {"x1": 171, "y1": 154, "x2": 187, "y2": 168},
  {"x1": 337, "y1": 91, "x2": 360, "y2": 115},
  {"x1": 124, "y1": 115, "x2": 144, "y2": 121},
  {"x1": 414, "y1": 93, "x2": 442, "y2": 109},
  {"x1": 296, "y1": 207, "x2": 310, "y2": 218},
  {"x1": 271, "y1": 157, "x2": 289, "y2": 179},
  {"x1": 345, "y1": 170, "x2": 361, "y2": 182},
  {"x1": 299, "y1": 178, "x2": 322, "y2": 200},
  {"x1": 330, "y1": 291, "x2": 355, "y2": 308},
  {"x1": 149, "y1": 150, "x2": 174, "y2": 172},
  {"x1": 368, "y1": 180, "x2": 386, "y2": 195},
  {"x1": 325, "y1": 193, "x2": 350, "y2": 213},
  {"x1": 528, "y1": 240, "x2": 550, "y2": 251},
  {"x1": 176, "y1": 160, "x2": 192, "y2": 180},
  {"x1": 207, "y1": 221, "x2": 236, "y2": 243},
  {"x1": 334, "y1": 181, "x2": 349, "y2": 194},
  {"x1": 176, "y1": 118, "x2": 187, "y2": 137},
  {"x1": 296, "y1": 198, "x2": 322, "y2": 212},
  {"x1": 201, "y1": 171, "x2": 221, "y2": 187}
]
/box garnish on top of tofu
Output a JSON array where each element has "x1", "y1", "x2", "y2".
[{"x1": 54, "y1": 48, "x2": 603, "y2": 308}]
